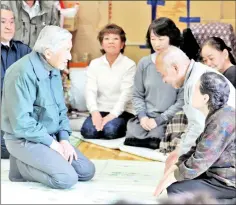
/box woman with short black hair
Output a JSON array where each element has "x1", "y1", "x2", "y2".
[
  {"x1": 146, "y1": 17, "x2": 181, "y2": 49},
  {"x1": 124, "y1": 17, "x2": 184, "y2": 149}
]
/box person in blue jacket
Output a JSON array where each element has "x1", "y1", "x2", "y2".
[
  {"x1": 1, "y1": 25, "x2": 95, "y2": 189},
  {"x1": 1, "y1": 4, "x2": 31, "y2": 159}
]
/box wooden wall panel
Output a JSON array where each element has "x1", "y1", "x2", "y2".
[{"x1": 70, "y1": 1, "x2": 235, "y2": 63}]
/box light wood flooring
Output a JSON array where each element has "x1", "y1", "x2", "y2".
[{"x1": 78, "y1": 141, "x2": 152, "y2": 161}]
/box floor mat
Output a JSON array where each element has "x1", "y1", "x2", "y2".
[
  {"x1": 119, "y1": 145, "x2": 168, "y2": 162},
  {"x1": 73, "y1": 132, "x2": 169, "y2": 162},
  {"x1": 72, "y1": 132, "x2": 125, "y2": 149},
  {"x1": 1, "y1": 159, "x2": 167, "y2": 204},
  {"x1": 70, "y1": 134, "x2": 82, "y2": 147}
]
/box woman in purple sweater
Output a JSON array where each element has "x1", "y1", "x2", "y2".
[{"x1": 154, "y1": 72, "x2": 236, "y2": 204}]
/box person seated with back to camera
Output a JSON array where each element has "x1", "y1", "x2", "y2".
[{"x1": 154, "y1": 72, "x2": 236, "y2": 204}]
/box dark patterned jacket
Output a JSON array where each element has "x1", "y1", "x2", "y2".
[{"x1": 175, "y1": 105, "x2": 236, "y2": 188}]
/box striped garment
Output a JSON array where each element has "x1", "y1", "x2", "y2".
[
  {"x1": 160, "y1": 111, "x2": 188, "y2": 154},
  {"x1": 174, "y1": 105, "x2": 236, "y2": 188}
]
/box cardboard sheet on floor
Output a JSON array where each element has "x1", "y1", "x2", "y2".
[{"x1": 72, "y1": 131, "x2": 169, "y2": 162}]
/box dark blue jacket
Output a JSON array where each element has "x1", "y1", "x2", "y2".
[{"x1": 1, "y1": 40, "x2": 31, "y2": 92}]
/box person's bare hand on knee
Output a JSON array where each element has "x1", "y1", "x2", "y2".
[
  {"x1": 147, "y1": 118, "x2": 157, "y2": 130},
  {"x1": 140, "y1": 117, "x2": 150, "y2": 131},
  {"x1": 60, "y1": 140, "x2": 78, "y2": 164},
  {"x1": 50, "y1": 140, "x2": 66, "y2": 160},
  {"x1": 101, "y1": 113, "x2": 116, "y2": 130},
  {"x1": 140, "y1": 117, "x2": 157, "y2": 131},
  {"x1": 91, "y1": 111, "x2": 103, "y2": 131}
]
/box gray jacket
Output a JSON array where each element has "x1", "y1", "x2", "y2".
[
  {"x1": 2, "y1": 1, "x2": 60, "y2": 48},
  {"x1": 133, "y1": 55, "x2": 184, "y2": 125},
  {"x1": 179, "y1": 60, "x2": 236, "y2": 156}
]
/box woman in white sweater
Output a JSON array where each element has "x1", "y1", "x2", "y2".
[{"x1": 81, "y1": 24, "x2": 136, "y2": 139}]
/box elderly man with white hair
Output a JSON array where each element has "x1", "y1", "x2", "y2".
[
  {"x1": 155, "y1": 46, "x2": 235, "y2": 174},
  {"x1": 1, "y1": 25, "x2": 95, "y2": 189}
]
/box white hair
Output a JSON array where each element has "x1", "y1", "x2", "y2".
[
  {"x1": 33, "y1": 25, "x2": 72, "y2": 54},
  {"x1": 163, "y1": 46, "x2": 190, "y2": 68}
]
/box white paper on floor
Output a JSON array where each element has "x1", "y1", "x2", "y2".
[
  {"x1": 119, "y1": 145, "x2": 168, "y2": 162},
  {"x1": 72, "y1": 131, "x2": 169, "y2": 162},
  {"x1": 72, "y1": 131, "x2": 126, "y2": 149},
  {"x1": 1, "y1": 159, "x2": 167, "y2": 204}
]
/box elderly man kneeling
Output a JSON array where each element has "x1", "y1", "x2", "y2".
[{"x1": 1, "y1": 26, "x2": 95, "y2": 189}]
